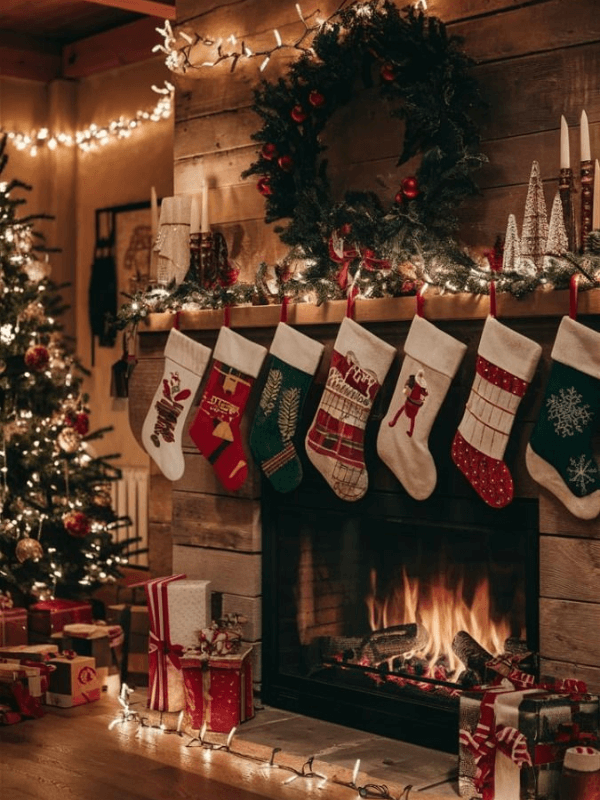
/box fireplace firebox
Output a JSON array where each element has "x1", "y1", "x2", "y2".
[{"x1": 262, "y1": 468, "x2": 539, "y2": 753}]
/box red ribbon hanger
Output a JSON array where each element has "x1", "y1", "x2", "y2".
[
  {"x1": 570, "y1": 273, "x2": 579, "y2": 320},
  {"x1": 346, "y1": 283, "x2": 359, "y2": 320},
  {"x1": 416, "y1": 282, "x2": 427, "y2": 317},
  {"x1": 280, "y1": 295, "x2": 289, "y2": 324},
  {"x1": 223, "y1": 306, "x2": 231, "y2": 328}
]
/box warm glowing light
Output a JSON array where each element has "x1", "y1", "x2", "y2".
[{"x1": 365, "y1": 567, "x2": 515, "y2": 677}]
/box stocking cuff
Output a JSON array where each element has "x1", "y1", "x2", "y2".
[
  {"x1": 335, "y1": 317, "x2": 396, "y2": 384},
  {"x1": 552, "y1": 316, "x2": 600, "y2": 379},
  {"x1": 404, "y1": 316, "x2": 467, "y2": 378},
  {"x1": 165, "y1": 329, "x2": 212, "y2": 375},
  {"x1": 270, "y1": 322, "x2": 324, "y2": 376},
  {"x1": 479, "y1": 316, "x2": 541, "y2": 381},
  {"x1": 214, "y1": 326, "x2": 267, "y2": 378}
]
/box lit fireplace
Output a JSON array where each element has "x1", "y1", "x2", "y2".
[{"x1": 262, "y1": 472, "x2": 538, "y2": 751}]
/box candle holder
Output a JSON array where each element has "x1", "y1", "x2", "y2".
[
  {"x1": 187, "y1": 232, "x2": 217, "y2": 288},
  {"x1": 580, "y1": 159, "x2": 594, "y2": 252},
  {"x1": 559, "y1": 168, "x2": 577, "y2": 252}
]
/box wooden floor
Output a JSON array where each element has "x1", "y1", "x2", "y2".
[{"x1": 0, "y1": 679, "x2": 459, "y2": 800}]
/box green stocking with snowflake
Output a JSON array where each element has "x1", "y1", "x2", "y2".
[
  {"x1": 250, "y1": 323, "x2": 323, "y2": 493},
  {"x1": 526, "y1": 316, "x2": 600, "y2": 519}
]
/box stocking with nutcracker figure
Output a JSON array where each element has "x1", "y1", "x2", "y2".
[
  {"x1": 305, "y1": 317, "x2": 395, "y2": 501},
  {"x1": 378, "y1": 315, "x2": 467, "y2": 500},
  {"x1": 451, "y1": 315, "x2": 542, "y2": 508},
  {"x1": 189, "y1": 326, "x2": 267, "y2": 492},
  {"x1": 141, "y1": 329, "x2": 212, "y2": 481}
]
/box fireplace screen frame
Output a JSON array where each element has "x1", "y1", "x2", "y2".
[{"x1": 261, "y1": 479, "x2": 539, "y2": 753}]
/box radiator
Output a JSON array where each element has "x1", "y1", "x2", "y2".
[{"x1": 111, "y1": 466, "x2": 149, "y2": 568}]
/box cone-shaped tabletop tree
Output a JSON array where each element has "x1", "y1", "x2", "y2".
[{"x1": 0, "y1": 138, "x2": 133, "y2": 604}]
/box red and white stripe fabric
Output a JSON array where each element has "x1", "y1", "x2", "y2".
[{"x1": 144, "y1": 574, "x2": 187, "y2": 712}]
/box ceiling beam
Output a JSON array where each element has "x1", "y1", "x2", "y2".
[
  {"x1": 82, "y1": 0, "x2": 176, "y2": 20},
  {"x1": 0, "y1": 31, "x2": 62, "y2": 82},
  {"x1": 62, "y1": 17, "x2": 166, "y2": 79}
]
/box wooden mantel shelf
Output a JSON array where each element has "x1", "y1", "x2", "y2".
[{"x1": 139, "y1": 287, "x2": 600, "y2": 332}]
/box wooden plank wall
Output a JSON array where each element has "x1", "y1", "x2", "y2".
[{"x1": 138, "y1": 0, "x2": 600, "y2": 689}]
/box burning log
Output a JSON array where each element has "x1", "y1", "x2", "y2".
[
  {"x1": 308, "y1": 624, "x2": 427, "y2": 671},
  {"x1": 452, "y1": 631, "x2": 493, "y2": 680}
]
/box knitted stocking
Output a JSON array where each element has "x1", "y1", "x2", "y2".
[
  {"x1": 526, "y1": 316, "x2": 600, "y2": 519},
  {"x1": 451, "y1": 316, "x2": 541, "y2": 508},
  {"x1": 141, "y1": 329, "x2": 211, "y2": 481},
  {"x1": 305, "y1": 317, "x2": 395, "y2": 502}
]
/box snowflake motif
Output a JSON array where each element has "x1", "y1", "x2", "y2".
[
  {"x1": 567, "y1": 454, "x2": 598, "y2": 495},
  {"x1": 546, "y1": 387, "x2": 592, "y2": 437}
]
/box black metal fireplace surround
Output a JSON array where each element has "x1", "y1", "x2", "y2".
[{"x1": 262, "y1": 454, "x2": 539, "y2": 754}]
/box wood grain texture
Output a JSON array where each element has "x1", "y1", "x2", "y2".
[
  {"x1": 540, "y1": 598, "x2": 600, "y2": 666},
  {"x1": 540, "y1": 536, "x2": 600, "y2": 602},
  {"x1": 539, "y1": 491, "x2": 600, "y2": 538},
  {"x1": 173, "y1": 544, "x2": 262, "y2": 596},
  {"x1": 148, "y1": 521, "x2": 173, "y2": 577},
  {"x1": 172, "y1": 491, "x2": 262, "y2": 552}
]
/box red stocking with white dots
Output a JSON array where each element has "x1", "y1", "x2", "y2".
[{"x1": 451, "y1": 316, "x2": 541, "y2": 508}]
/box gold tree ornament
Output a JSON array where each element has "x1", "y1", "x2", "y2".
[
  {"x1": 57, "y1": 427, "x2": 81, "y2": 453},
  {"x1": 15, "y1": 537, "x2": 44, "y2": 563}
]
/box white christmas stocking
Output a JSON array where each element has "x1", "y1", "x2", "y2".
[
  {"x1": 377, "y1": 316, "x2": 467, "y2": 500},
  {"x1": 451, "y1": 316, "x2": 541, "y2": 508},
  {"x1": 142, "y1": 328, "x2": 211, "y2": 481},
  {"x1": 305, "y1": 317, "x2": 395, "y2": 501}
]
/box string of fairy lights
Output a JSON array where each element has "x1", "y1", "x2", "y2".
[
  {"x1": 154, "y1": 1, "x2": 427, "y2": 75},
  {"x1": 1, "y1": 82, "x2": 173, "y2": 157},
  {"x1": 109, "y1": 684, "x2": 414, "y2": 800}
]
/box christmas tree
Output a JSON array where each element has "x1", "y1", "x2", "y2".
[
  {"x1": 0, "y1": 138, "x2": 133, "y2": 604},
  {"x1": 521, "y1": 160, "x2": 548, "y2": 272},
  {"x1": 546, "y1": 192, "x2": 569, "y2": 256}
]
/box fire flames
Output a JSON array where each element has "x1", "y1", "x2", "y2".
[{"x1": 366, "y1": 567, "x2": 517, "y2": 679}]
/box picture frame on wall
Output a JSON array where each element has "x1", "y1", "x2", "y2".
[{"x1": 112, "y1": 200, "x2": 154, "y2": 296}]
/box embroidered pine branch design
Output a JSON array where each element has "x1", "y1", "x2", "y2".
[
  {"x1": 259, "y1": 369, "x2": 282, "y2": 417},
  {"x1": 278, "y1": 387, "x2": 300, "y2": 441}
]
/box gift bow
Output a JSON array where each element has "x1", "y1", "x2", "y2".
[
  {"x1": 328, "y1": 234, "x2": 390, "y2": 290},
  {"x1": 148, "y1": 631, "x2": 184, "y2": 670},
  {"x1": 459, "y1": 690, "x2": 533, "y2": 800}
]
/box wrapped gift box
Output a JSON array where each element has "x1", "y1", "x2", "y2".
[
  {"x1": 459, "y1": 685, "x2": 599, "y2": 799},
  {"x1": 60, "y1": 624, "x2": 113, "y2": 668},
  {"x1": 0, "y1": 643, "x2": 59, "y2": 662},
  {"x1": 28, "y1": 599, "x2": 93, "y2": 638},
  {"x1": 0, "y1": 662, "x2": 44, "y2": 718},
  {"x1": 143, "y1": 575, "x2": 211, "y2": 712},
  {"x1": 181, "y1": 647, "x2": 254, "y2": 733},
  {"x1": 107, "y1": 604, "x2": 149, "y2": 683},
  {"x1": 46, "y1": 654, "x2": 100, "y2": 708},
  {"x1": 0, "y1": 607, "x2": 27, "y2": 647}
]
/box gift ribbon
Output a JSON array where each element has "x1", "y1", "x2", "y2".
[
  {"x1": 145, "y1": 574, "x2": 186, "y2": 711},
  {"x1": 459, "y1": 688, "x2": 534, "y2": 800},
  {"x1": 328, "y1": 234, "x2": 391, "y2": 290}
]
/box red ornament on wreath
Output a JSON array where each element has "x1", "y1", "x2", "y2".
[
  {"x1": 290, "y1": 105, "x2": 307, "y2": 123},
  {"x1": 24, "y1": 345, "x2": 49, "y2": 372},
  {"x1": 308, "y1": 90, "x2": 325, "y2": 108},
  {"x1": 257, "y1": 177, "x2": 273, "y2": 196},
  {"x1": 401, "y1": 176, "x2": 419, "y2": 199},
  {"x1": 380, "y1": 63, "x2": 396, "y2": 82},
  {"x1": 340, "y1": 223, "x2": 352, "y2": 236},
  {"x1": 278, "y1": 155, "x2": 294, "y2": 172},
  {"x1": 261, "y1": 143, "x2": 278, "y2": 161},
  {"x1": 394, "y1": 190, "x2": 404, "y2": 205},
  {"x1": 63, "y1": 511, "x2": 91, "y2": 538}
]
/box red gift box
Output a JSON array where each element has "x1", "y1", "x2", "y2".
[
  {"x1": 0, "y1": 662, "x2": 45, "y2": 718},
  {"x1": 28, "y1": 599, "x2": 93, "y2": 637},
  {"x1": 0, "y1": 607, "x2": 27, "y2": 647},
  {"x1": 181, "y1": 648, "x2": 254, "y2": 733}
]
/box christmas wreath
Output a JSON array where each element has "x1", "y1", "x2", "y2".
[{"x1": 242, "y1": 1, "x2": 487, "y2": 299}]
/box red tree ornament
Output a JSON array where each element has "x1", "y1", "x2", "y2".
[
  {"x1": 340, "y1": 223, "x2": 352, "y2": 236},
  {"x1": 290, "y1": 105, "x2": 307, "y2": 123},
  {"x1": 63, "y1": 511, "x2": 91, "y2": 538},
  {"x1": 278, "y1": 155, "x2": 295, "y2": 172},
  {"x1": 257, "y1": 177, "x2": 273, "y2": 196},
  {"x1": 73, "y1": 413, "x2": 90, "y2": 436},
  {"x1": 24, "y1": 345, "x2": 50, "y2": 371},
  {"x1": 380, "y1": 63, "x2": 396, "y2": 82},
  {"x1": 261, "y1": 143, "x2": 278, "y2": 160},
  {"x1": 308, "y1": 90, "x2": 325, "y2": 108},
  {"x1": 394, "y1": 191, "x2": 404, "y2": 205},
  {"x1": 401, "y1": 176, "x2": 419, "y2": 199}
]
